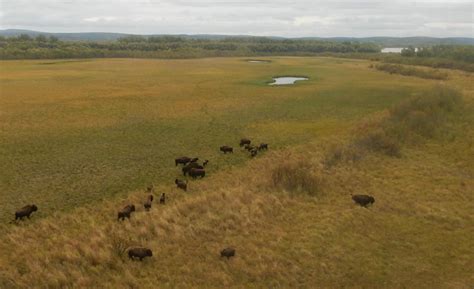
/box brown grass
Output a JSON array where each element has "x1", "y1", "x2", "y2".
[{"x1": 0, "y1": 59, "x2": 472, "y2": 289}]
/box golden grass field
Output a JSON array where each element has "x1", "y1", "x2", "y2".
[{"x1": 0, "y1": 57, "x2": 473, "y2": 288}]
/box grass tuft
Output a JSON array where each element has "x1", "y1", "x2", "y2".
[{"x1": 270, "y1": 155, "x2": 325, "y2": 197}]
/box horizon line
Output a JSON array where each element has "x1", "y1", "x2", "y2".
[{"x1": 1, "y1": 28, "x2": 473, "y2": 39}]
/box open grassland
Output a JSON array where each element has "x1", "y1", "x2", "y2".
[
  {"x1": 0, "y1": 57, "x2": 473, "y2": 288},
  {"x1": 0, "y1": 57, "x2": 435, "y2": 221}
]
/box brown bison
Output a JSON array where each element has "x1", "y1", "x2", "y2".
[
  {"x1": 220, "y1": 146, "x2": 233, "y2": 154},
  {"x1": 258, "y1": 143, "x2": 268, "y2": 151},
  {"x1": 239, "y1": 138, "x2": 251, "y2": 147},
  {"x1": 175, "y1": 156, "x2": 191, "y2": 166},
  {"x1": 250, "y1": 148, "x2": 258, "y2": 157},
  {"x1": 118, "y1": 204, "x2": 136, "y2": 221},
  {"x1": 352, "y1": 194, "x2": 375, "y2": 207},
  {"x1": 190, "y1": 157, "x2": 199, "y2": 163},
  {"x1": 244, "y1": 144, "x2": 256, "y2": 151},
  {"x1": 159, "y1": 193, "x2": 166, "y2": 205},
  {"x1": 189, "y1": 168, "x2": 206, "y2": 179},
  {"x1": 203, "y1": 160, "x2": 209, "y2": 167},
  {"x1": 220, "y1": 247, "x2": 235, "y2": 259},
  {"x1": 15, "y1": 204, "x2": 38, "y2": 220},
  {"x1": 182, "y1": 163, "x2": 204, "y2": 176},
  {"x1": 175, "y1": 179, "x2": 187, "y2": 191},
  {"x1": 144, "y1": 195, "x2": 154, "y2": 211},
  {"x1": 128, "y1": 247, "x2": 153, "y2": 261}
]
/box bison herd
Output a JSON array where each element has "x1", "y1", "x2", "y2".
[{"x1": 11, "y1": 137, "x2": 376, "y2": 262}]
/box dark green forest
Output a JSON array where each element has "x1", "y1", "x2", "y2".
[
  {"x1": 1, "y1": 34, "x2": 473, "y2": 72},
  {"x1": 0, "y1": 34, "x2": 379, "y2": 59}
]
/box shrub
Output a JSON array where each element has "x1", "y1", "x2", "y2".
[
  {"x1": 325, "y1": 86, "x2": 463, "y2": 162},
  {"x1": 390, "y1": 85, "x2": 463, "y2": 138},
  {"x1": 356, "y1": 128, "x2": 401, "y2": 157},
  {"x1": 324, "y1": 143, "x2": 364, "y2": 168},
  {"x1": 374, "y1": 63, "x2": 448, "y2": 80},
  {"x1": 270, "y1": 158, "x2": 325, "y2": 197}
]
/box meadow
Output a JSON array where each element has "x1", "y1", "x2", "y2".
[{"x1": 0, "y1": 57, "x2": 473, "y2": 288}]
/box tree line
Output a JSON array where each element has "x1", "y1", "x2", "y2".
[
  {"x1": 1, "y1": 34, "x2": 473, "y2": 72},
  {"x1": 0, "y1": 34, "x2": 380, "y2": 59}
]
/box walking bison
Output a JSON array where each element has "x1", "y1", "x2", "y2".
[
  {"x1": 15, "y1": 204, "x2": 38, "y2": 221},
  {"x1": 118, "y1": 204, "x2": 136, "y2": 221},
  {"x1": 352, "y1": 194, "x2": 375, "y2": 207},
  {"x1": 220, "y1": 247, "x2": 235, "y2": 259},
  {"x1": 220, "y1": 146, "x2": 233, "y2": 154},
  {"x1": 128, "y1": 247, "x2": 153, "y2": 261}
]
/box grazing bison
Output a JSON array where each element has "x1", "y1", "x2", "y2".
[
  {"x1": 220, "y1": 247, "x2": 235, "y2": 259},
  {"x1": 159, "y1": 193, "x2": 166, "y2": 205},
  {"x1": 189, "y1": 168, "x2": 206, "y2": 179},
  {"x1": 182, "y1": 163, "x2": 204, "y2": 176},
  {"x1": 128, "y1": 247, "x2": 153, "y2": 261},
  {"x1": 175, "y1": 179, "x2": 187, "y2": 191},
  {"x1": 352, "y1": 194, "x2": 375, "y2": 207},
  {"x1": 190, "y1": 157, "x2": 199, "y2": 163},
  {"x1": 220, "y1": 146, "x2": 233, "y2": 154},
  {"x1": 175, "y1": 156, "x2": 191, "y2": 166},
  {"x1": 244, "y1": 144, "x2": 256, "y2": 151},
  {"x1": 144, "y1": 195, "x2": 154, "y2": 211},
  {"x1": 203, "y1": 160, "x2": 209, "y2": 167},
  {"x1": 118, "y1": 204, "x2": 136, "y2": 221},
  {"x1": 15, "y1": 204, "x2": 38, "y2": 221},
  {"x1": 258, "y1": 143, "x2": 268, "y2": 151},
  {"x1": 250, "y1": 148, "x2": 258, "y2": 157},
  {"x1": 239, "y1": 138, "x2": 251, "y2": 147}
]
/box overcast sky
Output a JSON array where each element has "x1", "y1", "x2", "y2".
[{"x1": 0, "y1": 0, "x2": 472, "y2": 37}]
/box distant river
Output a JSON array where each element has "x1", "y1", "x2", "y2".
[{"x1": 381, "y1": 47, "x2": 419, "y2": 53}]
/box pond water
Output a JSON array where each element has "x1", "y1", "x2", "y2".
[{"x1": 269, "y1": 77, "x2": 309, "y2": 86}]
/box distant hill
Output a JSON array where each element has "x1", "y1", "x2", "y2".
[{"x1": 1, "y1": 29, "x2": 473, "y2": 46}]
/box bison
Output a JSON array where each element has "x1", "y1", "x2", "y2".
[
  {"x1": 220, "y1": 247, "x2": 235, "y2": 259},
  {"x1": 352, "y1": 194, "x2": 375, "y2": 207},
  {"x1": 220, "y1": 146, "x2": 233, "y2": 154},
  {"x1": 175, "y1": 179, "x2": 187, "y2": 191},
  {"x1": 190, "y1": 157, "x2": 199, "y2": 163},
  {"x1": 15, "y1": 204, "x2": 38, "y2": 221},
  {"x1": 182, "y1": 163, "x2": 204, "y2": 176},
  {"x1": 258, "y1": 143, "x2": 268, "y2": 151},
  {"x1": 244, "y1": 144, "x2": 256, "y2": 151},
  {"x1": 189, "y1": 168, "x2": 206, "y2": 179},
  {"x1": 128, "y1": 247, "x2": 153, "y2": 261},
  {"x1": 144, "y1": 195, "x2": 154, "y2": 211},
  {"x1": 175, "y1": 156, "x2": 191, "y2": 166},
  {"x1": 239, "y1": 138, "x2": 251, "y2": 147},
  {"x1": 159, "y1": 193, "x2": 166, "y2": 205},
  {"x1": 250, "y1": 148, "x2": 258, "y2": 157},
  {"x1": 203, "y1": 160, "x2": 209, "y2": 167},
  {"x1": 118, "y1": 204, "x2": 136, "y2": 221}
]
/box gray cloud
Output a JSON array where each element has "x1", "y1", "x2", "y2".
[{"x1": 0, "y1": 0, "x2": 472, "y2": 37}]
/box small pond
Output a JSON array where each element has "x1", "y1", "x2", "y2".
[{"x1": 269, "y1": 77, "x2": 309, "y2": 86}]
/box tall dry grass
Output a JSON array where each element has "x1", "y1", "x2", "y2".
[{"x1": 325, "y1": 85, "x2": 463, "y2": 167}]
